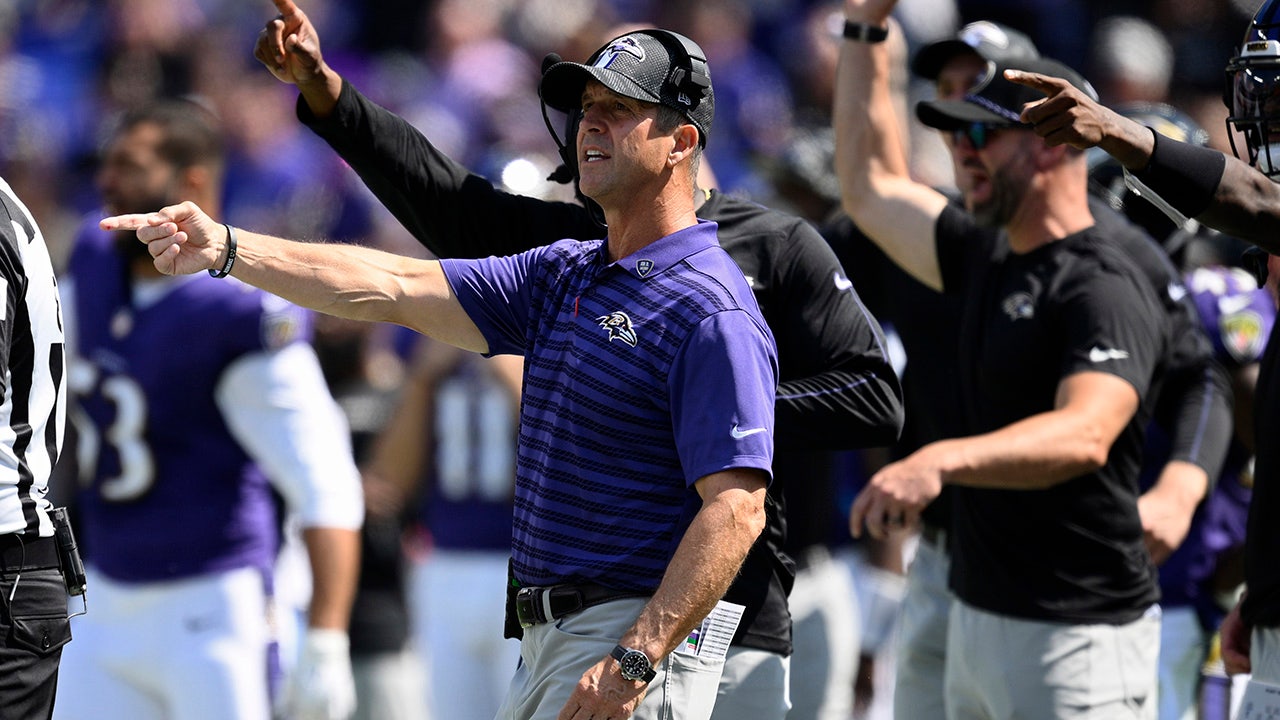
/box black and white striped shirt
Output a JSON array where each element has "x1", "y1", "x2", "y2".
[{"x1": 0, "y1": 177, "x2": 66, "y2": 537}]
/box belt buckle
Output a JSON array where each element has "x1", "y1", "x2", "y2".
[{"x1": 516, "y1": 587, "x2": 539, "y2": 628}]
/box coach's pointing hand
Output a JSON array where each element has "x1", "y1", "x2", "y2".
[
  {"x1": 1005, "y1": 69, "x2": 1156, "y2": 171},
  {"x1": 100, "y1": 202, "x2": 226, "y2": 277}
]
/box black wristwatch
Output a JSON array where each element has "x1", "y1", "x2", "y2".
[{"x1": 610, "y1": 644, "x2": 657, "y2": 684}]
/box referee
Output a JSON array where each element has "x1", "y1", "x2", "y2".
[{"x1": 0, "y1": 175, "x2": 70, "y2": 719}]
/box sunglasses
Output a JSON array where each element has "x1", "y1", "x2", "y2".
[{"x1": 949, "y1": 122, "x2": 1007, "y2": 150}]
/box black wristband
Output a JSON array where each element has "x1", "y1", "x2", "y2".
[
  {"x1": 1134, "y1": 129, "x2": 1226, "y2": 220},
  {"x1": 209, "y1": 224, "x2": 238, "y2": 278},
  {"x1": 842, "y1": 20, "x2": 889, "y2": 43}
]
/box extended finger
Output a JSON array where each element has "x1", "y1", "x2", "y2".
[
  {"x1": 100, "y1": 213, "x2": 160, "y2": 232},
  {"x1": 1003, "y1": 69, "x2": 1069, "y2": 97},
  {"x1": 272, "y1": 0, "x2": 300, "y2": 16},
  {"x1": 136, "y1": 221, "x2": 181, "y2": 243}
]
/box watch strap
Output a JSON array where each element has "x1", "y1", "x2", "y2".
[{"x1": 610, "y1": 644, "x2": 657, "y2": 683}]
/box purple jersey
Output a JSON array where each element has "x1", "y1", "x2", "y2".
[
  {"x1": 442, "y1": 222, "x2": 778, "y2": 592},
  {"x1": 419, "y1": 352, "x2": 517, "y2": 551},
  {"x1": 66, "y1": 223, "x2": 313, "y2": 582},
  {"x1": 1189, "y1": 266, "x2": 1275, "y2": 369}
]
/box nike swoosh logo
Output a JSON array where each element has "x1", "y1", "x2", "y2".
[
  {"x1": 834, "y1": 273, "x2": 853, "y2": 292},
  {"x1": 730, "y1": 424, "x2": 767, "y2": 439},
  {"x1": 1088, "y1": 346, "x2": 1131, "y2": 363}
]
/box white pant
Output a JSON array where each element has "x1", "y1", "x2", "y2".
[
  {"x1": 351, "y1": 647, "x2": 430, "y2": 720},
  {"x1": 786, "y1": 549, "x2": 857, "y2": 720},
  {"x1": 54, "y1": 566, "x2": 272, "y2": 720},
  {"x1": 1157, "y1": 606, "x2": 1206, "y2": 720},
  {"x1": 894, "y1": 533, "x2": 951, "y2": 720},
  {"x1": 410, "y1": 550, "x2": 519, "y2": 720}
]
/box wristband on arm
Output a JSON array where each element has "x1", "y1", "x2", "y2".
[
  {"x1": 842, "y1": 21, "x2": 889, "y2": 43},
  {"x1": 209, "y1": 224, "x2": 238, "y2": 278},
  {"x1": 1131, "y1": 129, "x2": 1227, "y2": 220}
]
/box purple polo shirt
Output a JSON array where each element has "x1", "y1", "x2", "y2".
[{"x1": 441, "y1": 221, "x2": 778, "y2": 592}]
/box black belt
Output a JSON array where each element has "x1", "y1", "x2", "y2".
[
  {"x1": 515, "y1": 583, "x2": 645, "y2": 627},
  {"x1": 0, "y1": 534, "x2": 59, "y2": 572}
]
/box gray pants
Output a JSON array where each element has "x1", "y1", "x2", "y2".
[
  {"x1": 496, "y1": 597, "x2": 725, "y2": 720},
  {"x1": 945, "y1": 600, "x2": 1159, "y2": 719},
  {"x1": 894, "y1": 532, "x2": 952, "y2": 720},
  {"x1": 710, "y1": 646, "x2": 791, "y2": 720}
]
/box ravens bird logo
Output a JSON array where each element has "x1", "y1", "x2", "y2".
[
  {"x1": 597, "y1": 311, "x2": 639, "y2": 347},
  {"x1": 1001, "y1": 292, "x2": 1035, "y2": 321},
  {"x1": 594, "y1": 37, "x2": 646, "y2": 68}
]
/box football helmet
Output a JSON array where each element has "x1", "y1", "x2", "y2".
[{"x1": 1225, "y1": 0, "x2": 1280, "y2": 179}]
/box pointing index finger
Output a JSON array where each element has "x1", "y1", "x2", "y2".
[
  {"x1": 272, "y1": 0, "x2": 300, "y2": 17},
  {"x1": 1003, "y1": 69, "x2": 1071, "y2": 98},
  {"x1": 100, "y1": 213, "x2": 159, "y2": 232}
]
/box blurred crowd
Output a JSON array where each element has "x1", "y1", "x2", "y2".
[
  {"x1": 1, "y1": 0, "x2": 1263, "y2": 271},
  {"x1": 12, "y1": 0, "x2": 1271, "y2": 718}
]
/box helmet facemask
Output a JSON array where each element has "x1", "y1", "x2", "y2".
[{"x1": 1226, "y1": 39, "x2": 1280, "y2": 180}]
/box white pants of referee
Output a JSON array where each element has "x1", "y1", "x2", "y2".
[
  {"x1": 55, "y1": 566, "x2": 272, "y2": 720},
  {"x1": 945, "y1": 600, "x2": 1160, "y2": 719},
  {"x1": 410, "y1": 549, "x2": 519, "y2": 720},
  {"x1": 496, "y1": 596, "x2": 725, "y2": 720}
]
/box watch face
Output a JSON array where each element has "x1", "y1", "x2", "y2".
[{"x1": 619, "y1": 650, "x2": 652, "y2": 680}]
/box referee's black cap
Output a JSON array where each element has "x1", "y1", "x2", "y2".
[
  {"x1": 911, "y1": 20, "x2": 1039, "y2": 81},
  {"x1": 540, "y1": 29, "x2": 715, "y2": 147},
  {"x1": 916, "y1": 56, "x2": 1096, "y2": 130}
]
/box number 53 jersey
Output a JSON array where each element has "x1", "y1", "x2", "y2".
[{"x1": 62, "y1": 223, "x2": 318, "y2": 582}]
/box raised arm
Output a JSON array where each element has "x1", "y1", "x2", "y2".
[
  {"x1": 255, "y1": 0, "x2": 342, "y2": 117},
  {"x1": 101, "y1": 202, "x2": 487, "y2": 352},
  {"x1": 833, "y1": 0, "x2": 949, "y2": 290},
  {"x1": 254, "y1": 0, "x2": 602, "y2": 259},
  {"x1": 1010, "y1": 69, "x2": 1280, "y2": 251}
]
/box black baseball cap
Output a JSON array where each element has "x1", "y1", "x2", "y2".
[
  {"x1": 539, "y1": 29, "x2": 715, "y2": 147},
  {"x1": 916, "y1": 56, "x2": 1095, "y2": 130},
  {"x1": 911, "y1": 20, "x2": 1040, "y2": 80}
]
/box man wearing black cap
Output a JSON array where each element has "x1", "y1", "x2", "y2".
[
  {"x1": 887, "y1": 10, "x2": 1232, "y2": 720},
  {"x1": 248, "y1": 2, "x2": 906, "y2": 719},
  {"x1": 999, "y1": 0, "x2": 1280, "y2": 700},
  {"x1": 104, "y1": 19, "x2": 789, "y2": 720},
  {"x1": 833, "y1": 0, "x2": 1173, "y2": 714}
]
